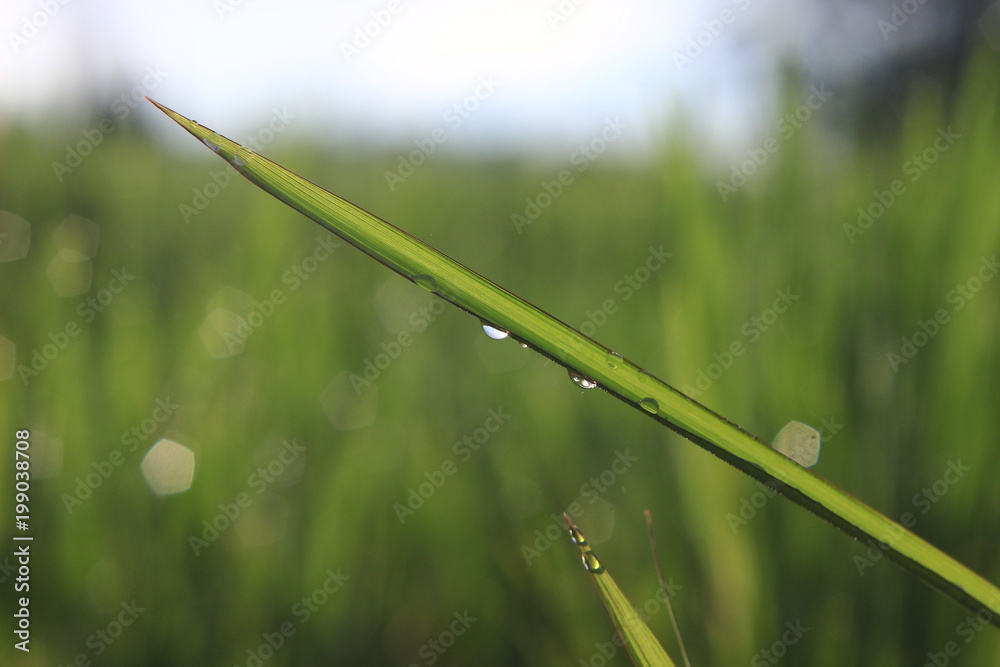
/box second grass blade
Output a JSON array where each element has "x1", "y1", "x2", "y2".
[{"x1": 564, "y1": 515, "x2": 677, "y2": 666}]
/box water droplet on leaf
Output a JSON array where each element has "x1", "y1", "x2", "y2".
[
  {"x1": 568, "y1": 369, "x2": 598, "y2": 389},
  {"x1": 482, "y1": 323, "x2": 509, "y2": 340},
  {"x1": 605, "y1": 352, "x2": 623, "y2": 369},
  {"x1": 202, "y1": 135, "x2": 222, "y2": 152},
  {"x1": 581, "y1": 550, "x2": 604, "y2": 574},
  {"x1": 638, "y1": 397, "x2": 659, "y2": 414},
  {"x1": 233, "y1": 146, "x2": 253, "y2": 167},
  {"x1": 413, "y1": 274, "x2": 438, "y2": 293}
]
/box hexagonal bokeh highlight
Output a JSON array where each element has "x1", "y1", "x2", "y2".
[
  {"x1": 320, "y1": 370, "x2": 378, "y2": 430},
  {"x1": 0, "y1": 211, "x2": 31, "y2": 262},
  {"x1": 571, "y1": 496, "x2": 616, "y2": 546},
  {"x1": 235, "y1": 494, "x2": 290, "y2": 547},
  {"x1": 199, "y1": 287, "x2": 258, "y2": 358},
  {"x1": 26, "y1": 430, "x2": 64, "y2": 479},
  {"x1": 46, "y1": 250, "x2": 93, "y2": 296},
  {"x1": 54, "y1": 215, "x2": 100, "y2": 259},
  {"x1": 198, "y1": 308, "x2": 247, "y2": 358},
  {"x1": 772, "y1": 420, "x2": 821, "y2": 468},
  {"x1": 141, "y1": 439, "x2": 195, "y2": 495}
]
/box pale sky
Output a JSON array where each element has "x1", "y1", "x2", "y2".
[{"x1": 1, "y1": 0, "x2": 849, "y2": 160}]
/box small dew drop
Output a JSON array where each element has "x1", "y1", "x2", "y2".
[
  {"x1": 232, "y1": 147, "x2": 251, "y2": 167},
  {"x1": 519, "y1": 342, "x2": 529, "y2": 349},
  {"x1": 638, "y1": 397, "x2": 659, "y2": 414},
  {"x1": 605, "y1": 351, "x2": 623, "y2": 369},
  {"x1": 482, "y1": 322, "x2": 509, "y2": 340},
  {"x1": 568, "y1": 369, "x2": 598, "y2": 390},
  {"x1": 412, "y1": 274, "x2": 438, "y2": 293},
  {"x1": 201, "y1": 135, "x2": 222, "y2": 152},
  {"x1": 581, "y1": 550, "x2": 604, "y2": 574},
  {"x1": 568, "y1": 526, "x2": 587, "y2": 545}
]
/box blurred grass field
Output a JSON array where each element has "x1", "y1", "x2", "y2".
[{"x1": 2, "y1": 52, "x2": 1000, "y2": 666}]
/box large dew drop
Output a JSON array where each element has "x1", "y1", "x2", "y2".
[
  {"x1": 581, "y1": 549, "x2": 604, "y2": 574},
  {"x1": 638, "y1": 397, "x2": 659, "y2": 414},
  {"x1": 412, "y1": 274, "x2": 438, "y2": 293},
  {"x1": 568, "y1": 369, "x2": 598, "y2": 389},
  {"x1": 481, "y1": 322, "x2": 509, "y2": 340}
]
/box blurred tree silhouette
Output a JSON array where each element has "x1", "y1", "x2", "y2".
[{"x1": 722, "y1": 0, "x2": 999, "y2": 144}]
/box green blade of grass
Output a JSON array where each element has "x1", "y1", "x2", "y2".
[
  {"x1": 563, "y1": 515, "x2": 677, "y2": 667},
  {"x1": 147, "y1": 98, "x2": 1000, "y2": 626}
]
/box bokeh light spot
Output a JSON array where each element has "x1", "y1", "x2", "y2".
[
  {"x1": 772, "y1": 420, "x2": 822, "y2": 468},
  {"x1": 141, "y1": 439, "x2": 195, "y2": 495},
  {"x1": 320, "y1": 370, "x2": 378, "y2": 430},
  {"x1": 0, "y1": 211, "x2": 30, "y2": 262}
]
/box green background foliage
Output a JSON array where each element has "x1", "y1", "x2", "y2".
[{"x1": 2, "y1": 51, "x2": 999, "y2": 666}]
